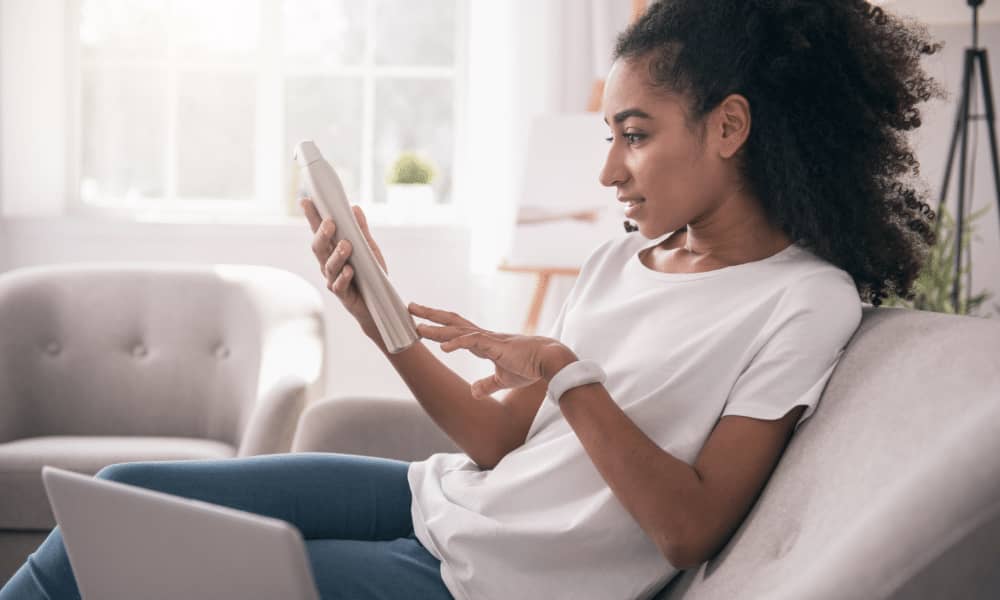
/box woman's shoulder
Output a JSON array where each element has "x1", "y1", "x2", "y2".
[
  {"x1": 770, "y1": 250, "x2": 863, "y2": 334},
  {"x1": 781, "y1": 244, "x2": 859, "y2": 296}
]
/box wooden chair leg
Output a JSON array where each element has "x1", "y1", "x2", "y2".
[{"x1": 523, "y1": 272, "x2": 552, "y2": 335}]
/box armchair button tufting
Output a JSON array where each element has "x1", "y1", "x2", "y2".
[
  {"x1": 132, "y1": 344, "x2": 148, "y2": 358},
  {"x1": 215, "y1": 345, "x2": 230, "y2": 359},
  {"x1": 45, "y1": 342, "x2": 61, "y2": 355}
]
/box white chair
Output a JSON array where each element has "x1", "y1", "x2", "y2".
[{"x1": 0, "y1": 263, "x2": 326, "y2": 584}]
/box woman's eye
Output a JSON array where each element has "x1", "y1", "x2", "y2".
[{"x1": 604, "y1": 133, "x2": 644, "y2": 144}]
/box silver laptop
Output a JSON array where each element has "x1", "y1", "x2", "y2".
[{"x1": 42, "y1": 466, "x2": 321, "y2": 600}]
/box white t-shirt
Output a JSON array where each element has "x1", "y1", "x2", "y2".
[{"x1": 408, "y1": 230, "x2": 863, "y2": 600}]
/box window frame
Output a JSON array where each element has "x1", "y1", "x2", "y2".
[{"x1": 65, "y1": 0, "x2": 467, "y2": 225}]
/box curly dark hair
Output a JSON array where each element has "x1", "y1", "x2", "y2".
[{"x1": 613, "y1": 0, "x2": 945, "y2": 307}]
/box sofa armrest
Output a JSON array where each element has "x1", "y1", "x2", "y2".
[
  {"x1": 237, "y1": 375, "x2": 312, "y2": 456},
  {"x1": 290, "y1": 396, "x2": 462, "y2": 462}
]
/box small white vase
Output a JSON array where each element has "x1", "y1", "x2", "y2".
[{"x1": 386, "y1": 184, "x2": 435, "y2": 223}]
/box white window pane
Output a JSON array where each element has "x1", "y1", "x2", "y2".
[
  {"x1": 80, "y1": 0, "x2": 168, "y2": 60},
  {"x1": 283, "y1": 0, "x2": 367, "y2": 66},
  {"x1": 374, "y1": 78, "x2": 454, "y2": 204},
  {"x1": 285, "y1": 76, "x2": 364, "y2": 204},
  {"x1": 176, "y1": 72, "x2": 256, "y2": 200},
  {"x1": 81, "y1": 66, "x2": 166, "y2": 203},
  {"x1": 171, "y1": 0, "x2": 260, "y2": 61},
  {"x1": 374, "y1": 0, "x2": 455, "y2": 67}
]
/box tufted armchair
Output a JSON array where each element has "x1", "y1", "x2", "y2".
[
  {"x1": 291, "y1": 307, "x2": 1000, "y2": 599},
  {"x1": 0, "y1": 263, "x2": 326, "y2": 584}
]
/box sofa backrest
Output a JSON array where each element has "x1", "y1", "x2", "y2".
[
  {"x1": 657, "y1": 307, "x2": 1000, "y2": 599},
  {"x1": 0, "y1": 263, "x2": 324, "y2": 446}
]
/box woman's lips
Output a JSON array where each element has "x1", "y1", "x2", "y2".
[{"x1": 624, "y1": 198, "x2": 645, "y2": 218}]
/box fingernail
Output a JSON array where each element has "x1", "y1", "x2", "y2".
[{"x1": 322, "y1": 221, "x2": 333, "y2": 234}]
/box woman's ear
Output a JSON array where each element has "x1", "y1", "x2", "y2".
[{"x1": 714, "y1": 94, "x2": 752, "y2": 159}]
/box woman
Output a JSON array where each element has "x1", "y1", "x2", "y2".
[{"x1": 2, "y1": 1, "x2": 941, "y2": 598}]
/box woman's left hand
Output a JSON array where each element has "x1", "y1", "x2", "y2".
[{"x1": 409, "y1": 303, "x2": 577, "y2": 399}]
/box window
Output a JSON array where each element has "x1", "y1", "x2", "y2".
[{"x1": 75, "y1": 0, "x2": 463, "y2": 222}]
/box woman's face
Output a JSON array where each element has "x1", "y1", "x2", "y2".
[{"x1": 599, "y1": 57, "x2": 726, "y2": 239}]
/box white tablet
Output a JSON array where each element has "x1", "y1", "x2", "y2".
[{"x1": 294, "y1": 140, "x2": 420, "y2": 354}]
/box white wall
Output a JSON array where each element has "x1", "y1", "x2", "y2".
[
  {"x1": 0, "y1": 0, "x2": 66, "y2": 218},
  {"x1": 890, "y1": 1, "x2": 1000, "y2": 25}
]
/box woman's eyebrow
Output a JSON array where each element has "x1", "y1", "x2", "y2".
[{"x1": 604, "y1": 108, "x2": 654, "y2": 125}]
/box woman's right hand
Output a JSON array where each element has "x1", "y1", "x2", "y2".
[{"x1": 301, "y1": 198, "x2": 388, "y2": 342}]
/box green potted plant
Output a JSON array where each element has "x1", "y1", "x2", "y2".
[
  {"x1": 884, "y1": 203, "x2": 996, "y2": 316},
  {"x1": 385, "y1": 151, "x2": 438, "y2": 221}
]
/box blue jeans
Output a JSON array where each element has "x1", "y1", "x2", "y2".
[{"x1": 0, "y1": 453, "x2": 453, "y2": 600}]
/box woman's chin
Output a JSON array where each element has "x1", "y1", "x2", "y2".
[{"x1": 631, "y1": 221, "x2": 669, "y2": 239}]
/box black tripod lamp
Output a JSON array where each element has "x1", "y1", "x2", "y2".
[{"x1": 937, "y1": 0, "x2": 1000, "y2": 311}]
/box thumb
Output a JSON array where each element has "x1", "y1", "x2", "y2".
[
  {"x1": 471, "y1": 374, "x2": 504, "y2": 399},
  {"x1": 352, "y1": 205, "x2": 388, "y2": 273}
]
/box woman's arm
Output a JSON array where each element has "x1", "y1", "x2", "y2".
[
  {"x1": 298, "y1": 199, "x2": 521, "y2": 468},
  {"x1": 544, "y1": 350, "x2": 804, "y2": 570},
  {"x1": 380, "y1": 340, "x2": 522, "y2": 469}
]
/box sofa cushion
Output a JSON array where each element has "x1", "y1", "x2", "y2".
[
  {"x1": 0, "y1": 436, "x2": 236, "y2": 530},
  {"x1": 656, "y1": 307, "x2": 1000, "y2": 599}
]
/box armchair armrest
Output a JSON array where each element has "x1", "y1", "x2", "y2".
[
  {"x1": 290, "y1": 396, "x2": 461, "y2": 462},
  {"x1": 237, "y1": 375, "x2": 312, "y2": 456}
]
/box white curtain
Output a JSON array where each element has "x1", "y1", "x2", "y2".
[
  {"x1": 461, "y1": 0, "x2": 635, "y2": 333},
  {"x1": 462, "y1": 0, "x2": 634, "y2": 275},
  {"x1": 549, "y1": 0, "x2": 636, "y2": 113}
]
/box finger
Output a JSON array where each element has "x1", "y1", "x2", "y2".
[
  {"x1": 441, "y1": 332, "x2": 502, "y2": 361},
  {"x1": 324, "y1": 240, "x2": 351, "y2": 285},
  {"x1": 409, "y1": 303, "x2": 477, "y2": 328},
  {"x1": 416, "y1": 323, "x2": 474, "y2": 343},
  {"x1": 471, "y1": 374, "x2": 505, "y2": 399},
  {"x1": 311, "y1": 220, "x2": 337, "y2": 267},
  {"x1": 301, "y1": 198, "x2": 322, "y2": 233},
  {"x1": 329, "y1": 264, "x2": 353, "y2": 295},
  {"x1": 353, "y1": 205, "x2": 388, "y2": 273}
]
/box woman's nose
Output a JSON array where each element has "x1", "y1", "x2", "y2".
[
  {"x1": 597, "y1": 142, "x2": 628, "y2": 187},
  {"x1": 599, "y1": 151, "x2": 627, "y2": 188}
]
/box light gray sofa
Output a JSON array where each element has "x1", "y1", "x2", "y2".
[
  {"x1": 291, "y1": 306, "x2": 1000, "y2": 599},
  {"x1": 0, "y1": 263, "x2": 326, "y2": 585}
]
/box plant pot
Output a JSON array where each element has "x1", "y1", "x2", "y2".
[{"x1": 386, "y1": 184, "x2": 435, "y2": 223}]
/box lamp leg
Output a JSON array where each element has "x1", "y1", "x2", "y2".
[
  {"x1": 952, "y1": 49, "x2": 976, "y2": 311},
  {"x1": 975, "y1": 49, "x2": 1000, "y2": 237}
]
